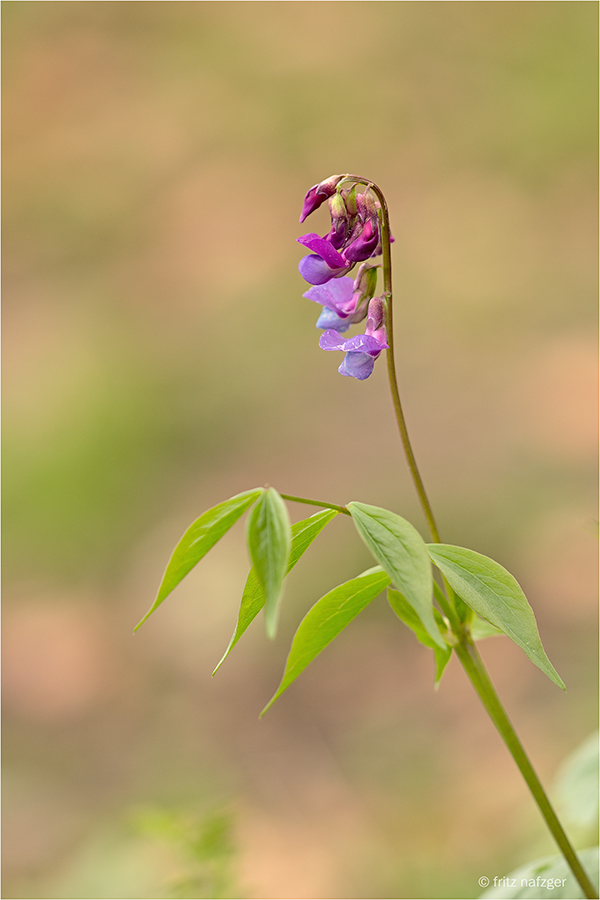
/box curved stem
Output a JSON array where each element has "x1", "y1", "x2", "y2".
[
  {"x1": 336, "y1": 175, "x2": 597, "y2": 899},
  {"x1": 340, "y1": 175, "x2": 441, "y2": 543}
]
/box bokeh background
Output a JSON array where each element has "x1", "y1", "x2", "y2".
[{"x1": 2, "y1": 2, "x2": 598, "y2": 898}]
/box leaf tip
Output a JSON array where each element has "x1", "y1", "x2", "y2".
[{"x1": 259, "y1": 697, "x2": 276, "y2": 718}]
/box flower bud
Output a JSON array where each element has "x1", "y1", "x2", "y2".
[
  {"x1": 352, "y1": 263, "x2": 378, "y2": 302},
  {"x1": 356, "y1": 189, "x2": 378, "y2": 222},
  {"x1": 328, "y1": 192, "x2": 347, "y2": 221},
  {"x1": 341, "y1": 184, "x2": 358, "y2": 217},
  {"x1": 366, "y1": 296, "x2": 385, "y2": 333},
  {"x1": 317, "y1": 174, "x2": 344, "y2": 195},
  {"x1": 299, "y1": 175, "x2": 343, "y2": 223}
]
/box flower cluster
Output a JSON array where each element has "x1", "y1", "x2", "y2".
[
  {"x1": 297, "y1": 176, "x2": 383, "y2": 286},
  {"x1": 298, "y1": 177, "x2": 388, "y2": 380}
]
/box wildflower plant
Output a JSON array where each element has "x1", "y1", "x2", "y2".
[{"x1": 135, "y1": 175, "x2": 598, "y2": 898}]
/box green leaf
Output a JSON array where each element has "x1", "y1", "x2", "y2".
[
  {"x1": 426, "y1": 544, "x2": 565, "y2": 690},
  {"x1": 471, "y1": 615, "x2": 503, "y2": 641},
  {"x1": 388, "y1": 588, "x2": 452, "y2": 685},
  {"x1": 347, "y1": 502, "x2": 445, "y2": 649},
  {"x1": 479, "y1": 846, "x2": 599, "y2": 899},
  {"x1": 553, "y1": 731, "x2": 599, "y2": 834},
  {"x1": 213, "y1": 509, "x2": 338, "y2": 674},
  {"x1": 246, "y1": 487, "x2": 292, "y2": 639},
  {"x1": 261, "y1": 567, "x2": 391, "y2": 715},
  {"x1": 134, "y1": 488, "x2": 263, "y2": 631}
]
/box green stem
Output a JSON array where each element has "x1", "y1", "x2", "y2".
[
  {"x1": 279, "y1": 493, "x2": 350, "y2": 516},
  {"x1": 340, "y1": 176, "x2": 441, "y2": 544},
  {"x1": 339, "y1": 175, "x2": 597, "y2": 899},
  {"x1": 455, "y1": 640, "x2": 598, "y2": 899}
]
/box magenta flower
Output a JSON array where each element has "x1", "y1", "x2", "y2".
[
  {"x1": 297, "y1": 180, "x2": 383, "y2": 285},
  {"x1": 319, "y1": 297, "x2": 388, "y2": 380},
  {"x1": 343, "y1": 217, "x2": 380, "y2": 262}
]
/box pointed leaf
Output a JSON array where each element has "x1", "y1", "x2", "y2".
[
  {"x1": 261, "y1": 567, "x2": 391, "y2": 715},
  {"x1": 388, "y1": 588, "x2": 452, "y2": 684},
  {"x1": 213, "y1": 509, "x2": 338, "y2": 674},
  {"x1": 426, "y1": 544, "x2": 565, "y2": 690},
  {"x1": 135, "y1": 488, "x2": 263, "y2": 631},
  {"x1": 246, "y1": 487, "x2": 292, "y2": 639},
  {"x1": 347, "y1": 502, "x2": 445, "y2": 649}
]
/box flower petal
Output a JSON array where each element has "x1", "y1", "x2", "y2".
[
  {"x1": 303, "y1": 277, "x2": 354, "y2": 311},
  {"x1": 299, "y1": 254, "x2": 346, "y2": 285},
  {"x1": 339, "y1": 352, "x2": 376, "y2": 380},
  {"x1": 297, "y1": 234, "x2": 347, "y2": 269},
  {"x1": 299, "y1": 185, "x2": 325, "y2": 223},
  {"x1": 343, "y1": 218, "x2": 380, "y2": 263},
  {"x1": 315, "y1": 308, "x2": 352, "y2": 332},
  {"x1": 318, "y1": 329, "x2": 350, "y2": 351},
  {"x1": 319, "y1": 331, "x2": 388, "y2": 354},
  {"x1": 299, "y1": 176, "x2": 343, "y2": 223}
]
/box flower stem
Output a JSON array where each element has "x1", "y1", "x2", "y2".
[
  {"x1": 340, "y1": 176, "x2": 441, "y2": 543},
  {"x1": 455, "y1": 639, "x2": 598, "y2": 899},
  {"x1": 339, "y1": 175, "x2": 597, "y2": 899},
  {"x1": 278, "y1": 493, "x2": 350, "y2": 516}
]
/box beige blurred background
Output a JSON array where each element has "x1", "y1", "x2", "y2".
[{"x1": 2, "y1": 3, "x2": 598, "y2": 898}]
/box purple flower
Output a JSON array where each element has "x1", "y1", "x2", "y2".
[
  {"x1": 297, "y1": 218, "x2": 382, "y2": 285},
  {"x1": 319, "y1": 297, "x2": 388, "y2": 380},
  {"x1": 297, "y1": 232, "x2": 351, "y2": 284},
  {"x1": 303, "y1": 263, "x2": 378, "y2": 332},
  {"x1": 304, "y1": 277, "x2": 356, "y2": 332}
]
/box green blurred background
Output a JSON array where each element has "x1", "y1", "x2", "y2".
[{"x1": 2, "y1": 2, "x2": 598, "y2": 898}]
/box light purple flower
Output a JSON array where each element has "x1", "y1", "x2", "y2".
[
  {"x1": 304, "y1": 277, "x2": 355, "y2": 331},
  {"x1": 319, "y1": 297, "x2": 388, "y2": 380},
  {"x1": 303, "y1": 264, "x2": 377, "y2": 332}
]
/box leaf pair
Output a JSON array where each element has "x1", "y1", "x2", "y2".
[
  {"x1": 346, "y1": 502, "x2": 564, "y2": 691},
  {"x1": 427, "y1": 544, "x2": 565, "y2": 690},
  {"x1": 347, "y1": 502, "x2": 446, "y2": 648},
  {"x1": 135, "y1": 486, "x2": 296, "y2": 640}
]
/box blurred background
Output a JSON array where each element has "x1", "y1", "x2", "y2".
[{"x1": 2, "y1": 3, "x2": 598, "y2": 898}]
